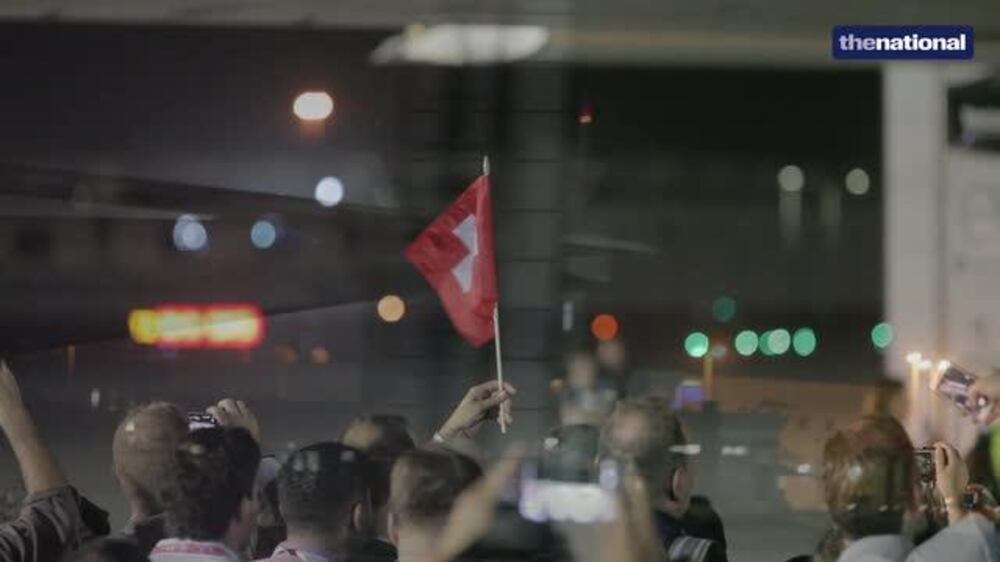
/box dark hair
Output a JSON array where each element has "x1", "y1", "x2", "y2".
[
  {"x1": 822, "y1": 416, "x2": 914, "y2": 539},
  {"x1": 163, "y1": 427, "x2": 261, "y2": 541},
  {"x1": 78, "y1": 537, "x2": 149, "y2": 562},
  {"x1": 389, "y1": 448, "x2": 482, "y2": 527},
  {"x1": 341, "y1": 414, "x2": 416, "y2": 510},
  {"x1": 278, "y1": 442, "x2": 367, "y2": 536}
]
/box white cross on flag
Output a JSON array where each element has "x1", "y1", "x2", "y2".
[{"x1": 404, "y1": 175, "x2": 498, "y2": 346}]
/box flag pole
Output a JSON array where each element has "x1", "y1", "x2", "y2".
[{"x1": 484, "y1": 155, "x2": 507, "y2": 434}]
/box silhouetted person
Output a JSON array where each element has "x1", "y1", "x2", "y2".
[
  {"x1": 387, "y1": 448, "x2": 482, "y2": 562},
  {"x1": 151, "y1": 427, "x2": 260, "y2": 562}
]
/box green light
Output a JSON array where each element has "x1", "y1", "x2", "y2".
[
  {"x1": 684, "y1": 332, "x2": 710, "y2": 358},
  {"x1": 792, "y1": 328, "x2": 817, "y2": 356},
  {"x1": 871, "y1": 322, "x2": 894, "y2": 349},
  {"x1": 711, "y1": 296, "x2": 737, "y2": 323},
  {"x1": 767, "y1": 329, "x2": 791, "y2": 355},
  {"x1": 759, "y1": 330, "x2": 773, "y2": 356},
  {"x1": 734, "y1": 330, "x2": 759, "y2": 356}
]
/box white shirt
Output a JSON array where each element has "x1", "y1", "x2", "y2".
[{"x1": 150, "y1": 538, "x2": 243, "y2": 562}]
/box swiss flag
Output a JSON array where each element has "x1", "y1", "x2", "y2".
[{"x1": 405, "y1": 175, "x2": 498, "y2": 346}]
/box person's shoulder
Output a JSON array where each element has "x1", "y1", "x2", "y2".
[{"x1": 666, "y1": 536, "x2": 727, "y2": 562}]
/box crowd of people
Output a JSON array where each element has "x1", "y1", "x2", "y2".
[{"x1": 0, "y1": 359, "x2": 996, "y2": 562}]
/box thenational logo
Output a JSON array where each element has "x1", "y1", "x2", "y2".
[{"x1": 832, "y1": 25, "x2": 974, "y2": 60}]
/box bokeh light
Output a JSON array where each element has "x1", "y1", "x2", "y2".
[
  {"x1": 777, "y1": 165, "x2": 805, "y2": 192},
  {"x1": 172, "y1": 214, "x2": 208, "y2": 252},
  {"x1": 293, "y1": 91, "x2": 334, "y2": 121},
  {"x1": 250, "y1": 219, "x2": 277, "y2": 249},
  {"x1": 310, "y1": 346, "x2": 331, "y2": 364},
  {"x1": 711, "y1": 296, "x2": 737, "y2": 323},
  {"x1": 377, "y1": 294, "x2": 406, "y2": 323},
  {"x1": 315, "y1": 176, "x2": 345, "y2": 207},
  {"x1": 871, "y1": 322, "x2": 894, "y2": 349},
  {"x1": 845, "y1": 168, "x2": 870, "y2": 196},
  {"x1": 684, "y1": 332, "x2": 710, "y2": 358},
  {"x1": 792, "y1": 327, "x2": 817, "y2": 357},
  {"x1": 766, "y1": 329, "x2": 791, "y2": 355},
  {"x1": 590, "y1": 314, "x2": 620, "y2": 341},
  {"x1": 734, "y1": 330, "x2": 759, "y2": 356}
]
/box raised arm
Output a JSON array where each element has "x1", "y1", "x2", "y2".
[{"x1": 0, "y1": 362, "x2": 65, "y2": 493}]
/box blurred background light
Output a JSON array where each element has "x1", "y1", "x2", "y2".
[
  {"x1": 766, "y1": 329, "x2": 791, "y2": 355},
  {"x1": 377, "y1": 294, "x2": 406, "y2": 323},
  {"x1": 792, "y1": 327, "x2": 817, "y2": 357},
  {"x1": 590, "y1": 313, "x2": 620, "y2": 341},
  {"x1": 777, "y1": 165, "x2": 805, "y2": 192},
  {"x1": 871, "y1": 322, "x2": 894, "y2": 349},
  {"x1": 845, "y1": 168, "x2": 870, "y2": 196},
  {"x1": 734, "y1": 330, "x2": 759, "y2": 356},
  {"x1": 371, "y1": 24, "x2": 549, "y2": 65},
  {"x1": 293, "y1": 91, "x2": 334, "y2": 121},
  {"x1": 579, "y1": 103, "x2": 594, "y2": 125},
  {"x1": 711, "y1": 296, "x2": 737, "y2": 323},
  {"x1": 127, "y1": 309, "x2": 158, "y2": 344},
  {"x1": 684, "y1": 331, "x2": 710, "y2": 358},
  {"x1": 759, "y1": 330, "x2": 774, "y2": 356},
  {"x1": 172, "y1": 214, "x2": 208, "y2": 252},
  {"x1": 202, "y1": 305, "x2": 266, "y2": 348},
  {"x1": 250, "y1": 219, "x2": 278, "y2": 249},
  {"x1": 315, "y1": 176, "x2": 345, "y2": 207},
  {"x1": 128, "y1": 304, "x2": 264, "y2": 349},
  {"x1": 310, "y1": 346, "x2": 331, "y2": 364}
]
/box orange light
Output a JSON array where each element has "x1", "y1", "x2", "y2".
[
  {"x1": 127, "y1": 304, "x2": 265, "y2": 349},
  {"x1": 377, "y1": 294, "x2": 406, "y2": 323},
  {"x1": 128, "y1": 309, "x2": 159, "y2": 345},
  {"x1": 203, "y1": 305, "x2": 265, "y2": 349},
  {"x1": 590, "y1": 313, "x2": 619, "y2": 341}
]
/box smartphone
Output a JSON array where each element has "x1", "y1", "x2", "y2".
[
  {"x1": 187, "y1": 412, "x2": 219, "y2": 431},
  {"x1": 931, "y1": 363, "x2": 992, "y2": 423},
  {"x1": 914, "y1": 446, "x2": 935, "y2": 484},
  {"x1": 518, "y1": 457, "x2": 619, "y2": 524}
]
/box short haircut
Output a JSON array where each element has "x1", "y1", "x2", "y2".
[
  {"x1": 599, "y1": 398, "x2": 687, "y2": 492},
  {"x1": 389, "y1": 448, "x2": 482, "y2": 528},
  {"x1": 112, "y1": 402, "x2": 188, "y2": 512},
  {"x1": 341, "y1": 414, "x2": 416, "y2": 510},
  {"x1": 822, "y1": 416, "x2": 915, "y2": 539},
  {"x1": 278, "y1": 442, "x2": 367, "y2": 536},
  {"x1": 163, "y1": 427, "x2": 260, "y2": 541}
]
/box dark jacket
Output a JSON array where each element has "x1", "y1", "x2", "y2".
[{"x1": 654, "y1": 510, "x2": 727, "y2": 562}]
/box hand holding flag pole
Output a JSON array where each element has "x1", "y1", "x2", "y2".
[
  {"x1": 483, "y1": 156, "x2": 507, "y2": 434},
  {"x1": 404, "y1": 154, "x2": 506, "y2": 434}
]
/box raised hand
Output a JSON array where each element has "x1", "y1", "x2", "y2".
[
  {"x1": 208, "y1": 398, "x2": 261, "y2": 442},
  {"x1": 437, "y1": 380, "x2": 516, "y2": 441}
]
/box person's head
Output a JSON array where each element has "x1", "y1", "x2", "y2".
[
  {"x1": 341, "y1": 414, "x2": 416, "y2": 534},
  {"x1": 78, "y1": 537, "x2": 149, "y2": 562},
  {"x1": 599, "y1": 398, "x2": 691, "y2": 515},
  {"x1": 162, "y1": 427, "x2": 261, "y2": 550},
  {"x1": 822, "y1": 416, "x2": 915, "y2": 540},
  {"x1": 112, "y1": 402, "x2": 188, "y2": 516},
  {"x1": 388, "y1": 448, "x2": 482, "y2": 544},
  {"x1": 277, "y1": 442, "x2": 370, "y2": 551}
]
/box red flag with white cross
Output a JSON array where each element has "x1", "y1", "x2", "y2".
[{"x1": 404, "y1": 174, "x2": 498, "y2": 346}]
